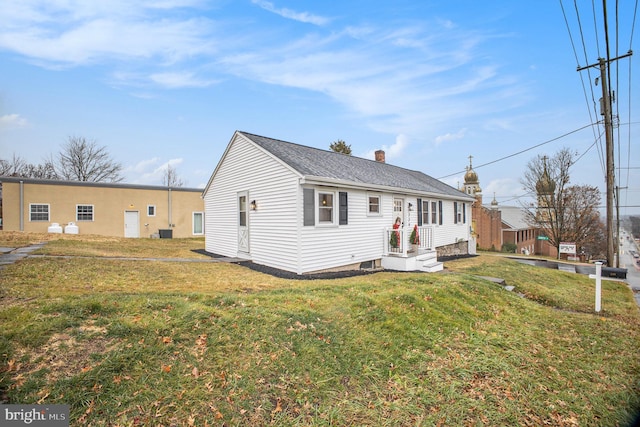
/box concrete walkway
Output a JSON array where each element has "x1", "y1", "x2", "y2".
[{"x1": 0, "y1": 243, "x2": 48, "y2": 269}]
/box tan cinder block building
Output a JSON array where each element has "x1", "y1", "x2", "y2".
[{"x1": 0, "y1": 177, "x2": 204, "y2": 238}]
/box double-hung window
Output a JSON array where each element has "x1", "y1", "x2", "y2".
[
  {"x1": 431, "y1": 201, "x2": 438, "y2": 225},
  {"x1": 318, "y1": 192, "x2": 334, "y2": 224},
  {"x1": 29, "y1": 204, "x2": 49, "y2": 221},
  {"x1": 368, "y1": 194, "x2": 381, "y2": 215},
  {"x1": 453, "y1": 202, "x2": 466, "y2": 224},
  {"x1": 422, "y1": 200, "x2": 430, "y2": 224},
  {"x1": 77, "y1": 205, "x2": 94, "y2": 221},
  {"x1": 303, "y1": 189, "x2": 348, "y2": 226}
]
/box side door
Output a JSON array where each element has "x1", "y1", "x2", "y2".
[
  {"x1": 238, "y1": 192, "x2": 249, "y2": 253},
  {"x1": 124, "y1": 210, "x2": 140, "y2": 238}
]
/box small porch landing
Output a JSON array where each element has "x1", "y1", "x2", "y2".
[
  {"x1": 381, "y1": 226, "x2": 443, "y2": 272},
  {"x1": 381, "y1": 250, "x2": 443, "y2": 273}
]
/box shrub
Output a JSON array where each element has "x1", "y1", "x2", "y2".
[{"x1": 501, "y1": 243, "x2": 517, "y2": 253}]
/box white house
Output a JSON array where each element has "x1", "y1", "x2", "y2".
[{"x1": 203, "y1": 131, "x2": 476, "y2": 275}]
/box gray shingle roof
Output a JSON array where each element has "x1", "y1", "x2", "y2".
[
  {"x1": 494, "y1": 205, "x2": 531, "y2": 229},
  {"x1": 240, "y1": 131, "x2": 472, "y2": 200}
]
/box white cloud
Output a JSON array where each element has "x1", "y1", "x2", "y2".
[
  {"x1": 363, "y1": 134, "x2": 409, "y2": 161},
  {"x1": 149, "y1": 72, "x2": 218, "y2": 89},
  {"x1": 219, "y1": 22, "x2": 515, "y2": 140},
  {"x1": 0, "y1": 1, "x2": 527, "y2": 146},
  {"x1": 434, "y1": 128, "x2": 467, "y2": 145},
  {"x1": 0, "y1": 2, "x2": 217, "y2": 66},
  {"x1": 483, "y1": 178, "x2": 528, "y2": 205},
  {"x1": 251, "y1": 0, "x2": 330, "y2": 26},
  {"x1": 0, "y1": 114, "x2": 28, "y2": 129},
  {"x1": 127, "y1": 157, "x2": 184, "y2": 185},
  {"x1": 129, "y1": 157, "x2": 160, "y2": 174}
]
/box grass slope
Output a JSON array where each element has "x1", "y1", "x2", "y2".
[{"x1": 1, "y1": 234, "x2": 639, "y2": 426}]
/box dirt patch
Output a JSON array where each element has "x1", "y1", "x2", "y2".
[{"x1": 5, "y1": 321, "x2": 117, "y2": 392}]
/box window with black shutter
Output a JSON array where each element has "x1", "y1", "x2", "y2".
[
  {"x1": 303, "y1": 188, "x2": 315, "y2": 226},
  {"x1": 454, "y1": 202, "x2": 458, "y2": 224}
]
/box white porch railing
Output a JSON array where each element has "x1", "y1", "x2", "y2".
[{"x1": 383, "y1": 226, "x2": 433, "y2": 256}]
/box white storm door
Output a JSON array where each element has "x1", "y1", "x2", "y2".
[
  {"x1": 393, "y1": 198, "x2": 404, "y2": 226},
  {"x1": 238, "y1": 193, "x2": 249, "y2": 253},
  {"x1": 124, "y1": 211, "x2": 140, "y2": 238}
]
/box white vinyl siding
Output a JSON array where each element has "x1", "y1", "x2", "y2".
[
  {"x1": 299, "y1": 189, "x2": 393, "y2": 273},
  {"x1": 204, "y1": 134, "x2": 300, "y2": 272},
  {"x1": 203, "y1": 133, "x2": 473, "y2": 274}
]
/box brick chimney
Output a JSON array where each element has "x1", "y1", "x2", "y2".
[{"x1": 374, "y1": 150, "x2": 386, "y2": 163}]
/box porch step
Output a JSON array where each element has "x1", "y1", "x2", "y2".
[
  {"x1": 381, "y1": 249, "x2": 443, "y2": 273},
  {"x1": 417, "y1": 250, "x2": 442, "y2": 272},
  {"x1": 416, "y1": 251, "x2": 437, "y2": 262},
  {"x1": 420, "y1": 261, "x2": 444, "y2": 273}
]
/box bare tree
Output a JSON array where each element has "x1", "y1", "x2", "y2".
[
  {"x1": 161, "y1": 164, "x2": 184, "y2": 187},
  {"x1": 562, "y1": 184, "x2": 604, "y2": 258},
  {"x1": 0, "y1": 154, "x2": 28, "y2": 176},
  {"x1": 329, "y1": 140, "x2": 352, "y2": 155},
  {"x1": 24, "y1": 160, "x2": 58, "y2": 179},
  {"x1": 55, "y1": 136, "x2": 123, "y2": 182},
  {"x1": 521, "y1": 147, "x2": 577, "y2": 258},
  {"x1": 0, "y1": 154, "x2": 58, "y2": 179}
]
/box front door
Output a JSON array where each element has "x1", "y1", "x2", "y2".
[
  {"x1": 238, "y1": 192, "x2": 249, "y2": 253},
  {"x1": 393, "y1": 198, "x2": 404, "y2": 226},
  {"x1": 124, "y1": 211, "x2": 140, "y2": 238}
]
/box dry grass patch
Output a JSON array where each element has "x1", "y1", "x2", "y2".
[
  {"x1": 0, "y1": 231, "x2": 207, "y2": 259},
  {"x1": 1, "y1": 236, "x2": 639, "y2": 426},
  {"x1": 9, "y1": 322, "x2": 116, "y2": 385}
]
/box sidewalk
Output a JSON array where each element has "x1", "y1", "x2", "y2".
[{"x1": 0, "y1": 243, "x2": 47, "y2": 269}]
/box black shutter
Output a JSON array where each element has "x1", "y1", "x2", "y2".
[
  {"x1": 417, "y1": 198, "x2": 423, "y2": 226},
  {"x1": 463, "y1": 203, "x2": 466, "y2": 223},
  {"x1": 438, "y1": 201, "x2": 443, "y2": 225},
  {"x1": 454, "y1": 202, "x2": 458, "y2": 224},
  {"x1": 339, "y1": 192, "x2": 348, "y2": 225},
  {"x1": 303, "y1": 188, "x2": 315, "y2": 226}
]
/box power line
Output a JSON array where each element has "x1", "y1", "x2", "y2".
[
  {"x1": 437, "y1": 123, "x2": 594, "y2": 180},
  {"x1": 560, "y1": 0, "x2": 604, "y2": 171}
]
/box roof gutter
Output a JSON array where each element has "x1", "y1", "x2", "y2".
[{"x1": 299, "y1": 176, "x2": 475, "y2": 202}]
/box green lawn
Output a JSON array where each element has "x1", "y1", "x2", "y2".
[{"x1": 1, "y1": 233, "x2": 639, "y2": 426}]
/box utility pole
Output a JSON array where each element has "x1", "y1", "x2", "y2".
[
  {"x1": 577, "y1": 50, "x2": 632, "y2": 266},
  {"x1": 599, "y1": 57, "x2": 615, "y2": 268}
]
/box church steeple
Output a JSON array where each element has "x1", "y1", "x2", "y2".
[
  {"x1": 536, "y1": 155, "x2": 556, "y2": 223},
  {"x1": 463, "y1": 155, "x2": 482, "y2": 198},
  {"x1": 491, "y1": 192, "x2": 498, "y2": 209}
]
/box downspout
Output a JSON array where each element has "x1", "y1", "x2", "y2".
[
  {"x1": 19, "y1": 180, "x2": 24, "y2": 231},
  {"x1": 297, "y1": 179, "x2": 303, "y2": 275},
  {"x1": 168, "y1": 188, "x2": 173, "y2": 228}
]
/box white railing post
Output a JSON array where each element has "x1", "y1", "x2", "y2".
[
  {"x1": 402, "y1": 228, "x2": 408, "y2": 256},
  {"x1": 595, "y1": 262, "x2": 602, "y2": 312}
]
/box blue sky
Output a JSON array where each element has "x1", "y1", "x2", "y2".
[{"x1": 1, "y1": 0, "x2": 638, "y2": 214}]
